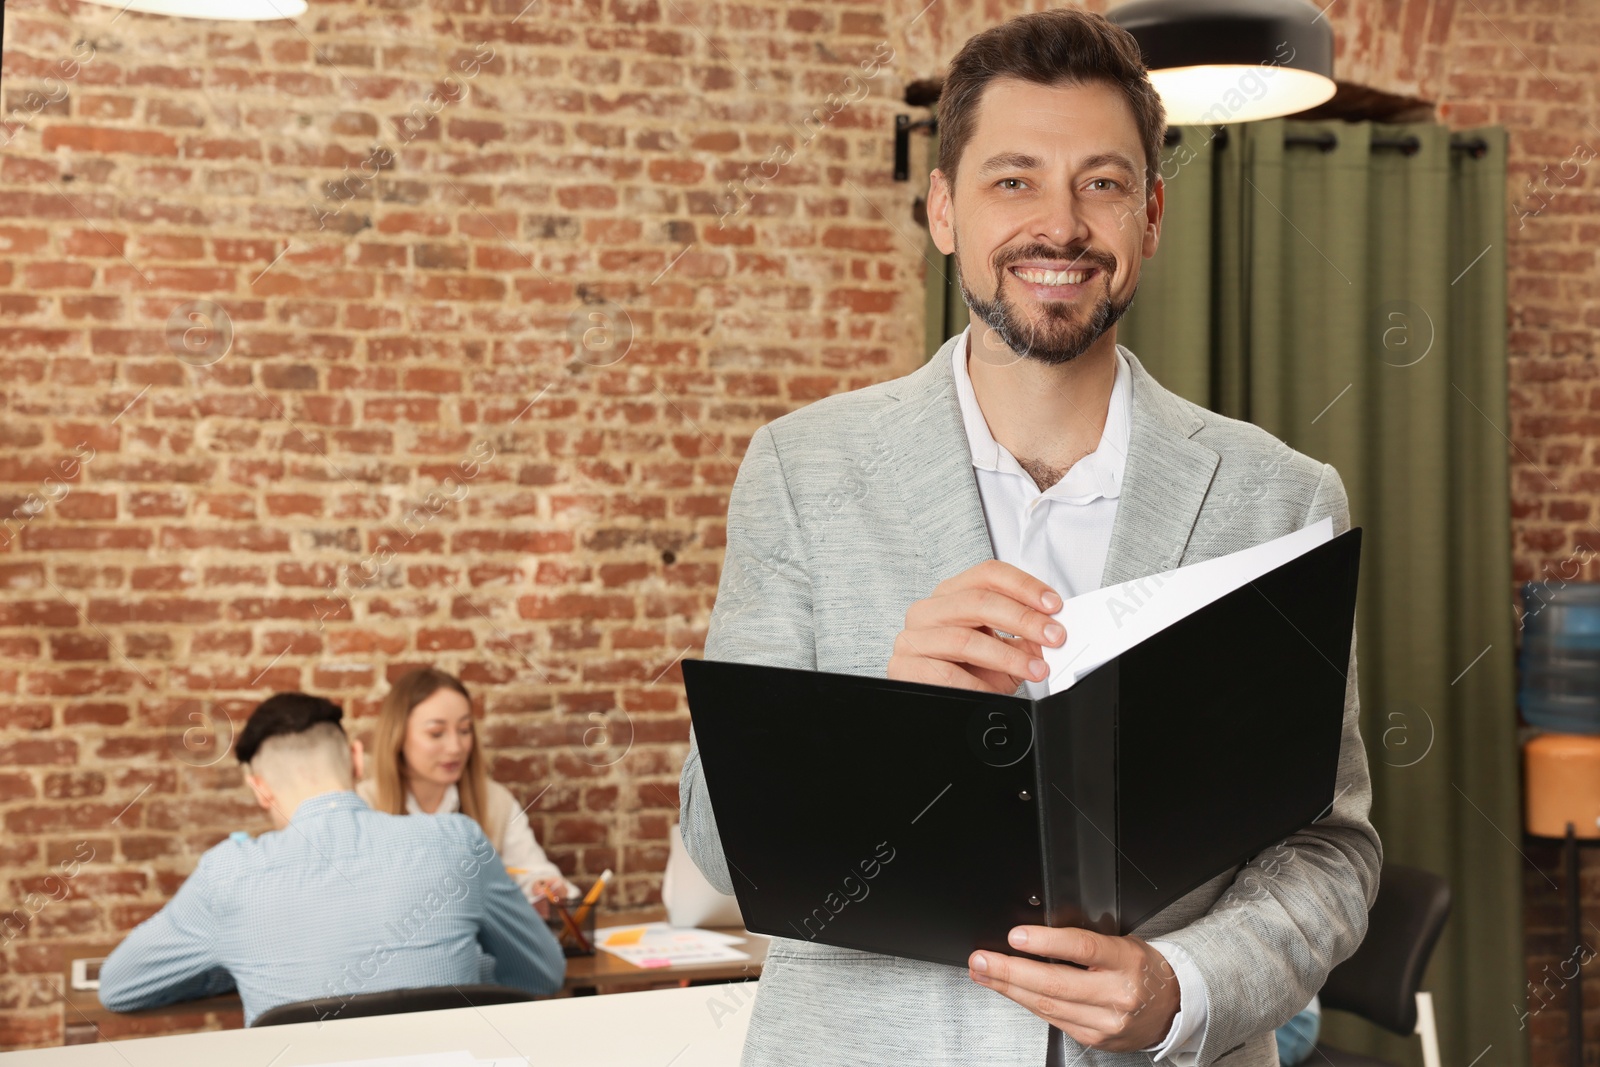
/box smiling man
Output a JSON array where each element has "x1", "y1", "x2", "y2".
[{"x1": 681, "y1": 9, "x2": 1380, "y2": 1067}]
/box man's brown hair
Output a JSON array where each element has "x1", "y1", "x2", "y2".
[{"x1": 936, "y1": 9, "x2": 1166, "y2": 199}]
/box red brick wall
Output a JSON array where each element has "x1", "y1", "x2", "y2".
[{"x1": 0, "y1": 0, "x2": 1593, "y2": 1054}]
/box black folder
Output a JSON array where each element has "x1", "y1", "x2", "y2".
[{"x1": 682, "y1": 527, "x2": 1362, "y2": 968}]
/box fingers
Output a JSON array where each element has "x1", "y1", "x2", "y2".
[
  {"x1": 968, "y1": 933, "x2": 1180, "y2": 1052},
  {"x1": 892, "y1": 626, "x2": 1047, "y2": 685},
  {"x1": 887, "y1": 643, "x2": 1017, "y2": 694},
  {"x1": 1007, "y1": 925, "x2": 1109, "y2": 966},
  {"x1": 967, "y1": 950, "x2": 1130, "y2": 1039},
  {"x1": 915, "y1": 633, "x2": 1049, "y2": 694},
  {"x1": 888, "y1": 561, "x2": 1067, "y2": 694},
  {"x1": 933, "y1": 560, "x2": 1064, "y2": 618},
  {"x1": 907, "y1": 586, "x2": 1066, "y2": 651}
]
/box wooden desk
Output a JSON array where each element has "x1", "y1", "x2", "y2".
[
  {"x1": 564, "y1": 908, "x2": 768, "y2": 994},
  {"x1": 12, "y1": 982, "x2": 753, "y2": 1066},
  {"x1": 58, "y1": 907, "x2": 765, "y2": 1044}
]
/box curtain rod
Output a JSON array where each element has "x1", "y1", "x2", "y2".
[{"x1": 1166, "y1": 126, "x2": 1490, "y2": 157}]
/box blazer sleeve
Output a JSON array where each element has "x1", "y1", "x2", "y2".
[
  {"x1": 679, "y1": 423, "x2": 816, "y2": 894},
  {"x1": 1155, "y1": 462, "x2": 1383, "y2": 1067}
]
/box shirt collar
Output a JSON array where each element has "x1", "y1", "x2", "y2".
[
  {"x1": 404, "y1": 783, "x2": 460, "y2": 815},
  {"x1": 951, "y1": 325, "x2": 1131, "y2": 504},
  {"x1": 288, "y1": 790, "x2": 369, "y2": 824}
]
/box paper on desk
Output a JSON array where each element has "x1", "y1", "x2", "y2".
[
  {"x1": 1043, "y1": 517, "x2": 1334, "y2": 693},
  {"x1": 593, "y1": 921, "x2": 750, "y2": 969}
]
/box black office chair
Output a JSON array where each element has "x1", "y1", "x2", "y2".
[
  {"x1": 252, "y1": 983, "x2": 536, "y2": 1027},
  {"x1": 1313, "y1": 864, "x2": 1452, "y2": 1067}
]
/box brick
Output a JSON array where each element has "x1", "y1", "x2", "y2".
[
  {"x1": 63, "y1": 702, "x2": 130, "y2": 727},
  {"x1": 42, "y1": 770, "x2": 106, "y2": 799},
  {"x1": 40, "y1": 126, "x2": 179, "y2": 155},
  {"x1": 0, "y1": 740, "x2": 77, "y2": 767},
  {"x1": 134, "y1": 234, "x2": 205, "y2": 260},
  {"x1": 0, "y1": 601, "x2": 79, "y2": 627},
  {"x1": 22, "y1": 261, "x2": 95, "y2": 288},
  {"x1": 0, "y1": 226, "x2": 48, "y2": 253},
  {"x1": 87, "y1": 599, "x2": 220, "y2": 625},
  {"x1": 23, "y1": 669, "x2": 139, "y2": 697},
  {"x1": 48, "y1": 633, "x2": 109, "y2": 661},
  {"x1": 0, "y1": 1014, "x2": 60, "y2": 1049},
  {"x1": 146, "y1": 99, "x2": 205, "y2": 126}
]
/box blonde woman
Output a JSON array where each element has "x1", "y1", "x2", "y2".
[{"x1": 357, "y1": 668, "x2": 576, "y2": 910}]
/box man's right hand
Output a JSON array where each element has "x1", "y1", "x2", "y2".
[{"x1": 887, "y1": 560, "x2": 1066, "y2": 694}]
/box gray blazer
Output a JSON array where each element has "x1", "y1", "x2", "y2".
[{"x1": 680, "y1": 332, "x2": 1382, "y2": 1067}]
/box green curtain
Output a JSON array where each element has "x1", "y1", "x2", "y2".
[{"x1": 928, "y1": 120, "x2": 1521, "y2": 1067}]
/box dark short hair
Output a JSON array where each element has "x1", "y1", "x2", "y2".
[
  {"x1": 937, "y1": 9, "x2": 1166, "y2": 199},
  {"x1": 236, "y1": 692, "x2": 345, "y2": 765}
]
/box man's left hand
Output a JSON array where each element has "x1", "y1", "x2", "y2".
[{"x1": 969, "y1": 926, "x2": 1181, "y2": 1051}]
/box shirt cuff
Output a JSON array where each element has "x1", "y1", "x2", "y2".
[{"x1": 1140, "y1": 938, "x2": 1210, "y2": 1066}]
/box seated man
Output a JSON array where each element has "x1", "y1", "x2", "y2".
[
  {"x1": 1276, "y1": 996, "x2": 1323, "y2": 1066},
  {"x1": 99, "y1": 692, "x2": 565, "y2": 1024}
]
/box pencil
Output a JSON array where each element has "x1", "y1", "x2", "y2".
[
  {"x1": 542, "y1": 884, "x2": 589, "y2": 949},
  {"x1": 569, "y1": 868, "x2": 612, "y2": 928}
]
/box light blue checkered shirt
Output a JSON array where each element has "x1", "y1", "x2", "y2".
[{"x1": 99, "y1": 790, "x2": 565, "y2": 1025}]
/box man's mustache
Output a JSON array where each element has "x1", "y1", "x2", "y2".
[{"x1": 995, "y1": 247, "x2": 1117, "y2": 276}]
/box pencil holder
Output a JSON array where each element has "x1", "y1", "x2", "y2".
[{"x1": 543, "y1": 895, "x2": 596, "y2": 957}]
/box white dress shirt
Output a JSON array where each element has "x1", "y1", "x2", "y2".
[
  {"x1": 403, "y1": 782, "x2": 579, "y2": 903},
  {"x1": 951, "y1": 327, "x2": 1210, "y2": 1065}
]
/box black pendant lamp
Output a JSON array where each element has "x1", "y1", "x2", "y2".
[{"x1": 1107, "y1": 0, "x2": 1337, "y2": 124}]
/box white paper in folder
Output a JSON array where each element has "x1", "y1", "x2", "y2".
[{"x1": 1043, "y1": 517, "x2": 1335, "y2": 694}]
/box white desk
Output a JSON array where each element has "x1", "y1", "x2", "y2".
[{"x1": 4, "y1": 983, "x2": 756, "y2": 1066}]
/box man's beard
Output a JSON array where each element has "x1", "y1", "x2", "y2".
[{"x1": 955, "y1": 237, "x2": 1135, "y2": 366}]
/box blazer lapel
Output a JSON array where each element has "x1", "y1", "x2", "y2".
[
  {"x1": 873, "y1": 332, "x2": 997, "y2": 586},
  {"x1": 1099, "y1": 348, "x2": 1221, "y2": 587}
]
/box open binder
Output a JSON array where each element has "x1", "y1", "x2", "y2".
[{"x1": 682, "y1": 527, "x2": 1362, "y2": 968}]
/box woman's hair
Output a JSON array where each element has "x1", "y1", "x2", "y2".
[
  {"x1": 936, "y1": 9, "x2": 1166, "y2": 200},
  {"x1": 371, "y1": 667, "x2": 492, "y2": 840}
]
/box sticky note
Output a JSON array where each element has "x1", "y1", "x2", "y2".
[{"x1": 603, "y1": 927, "x2": 646, "y2": 947}]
